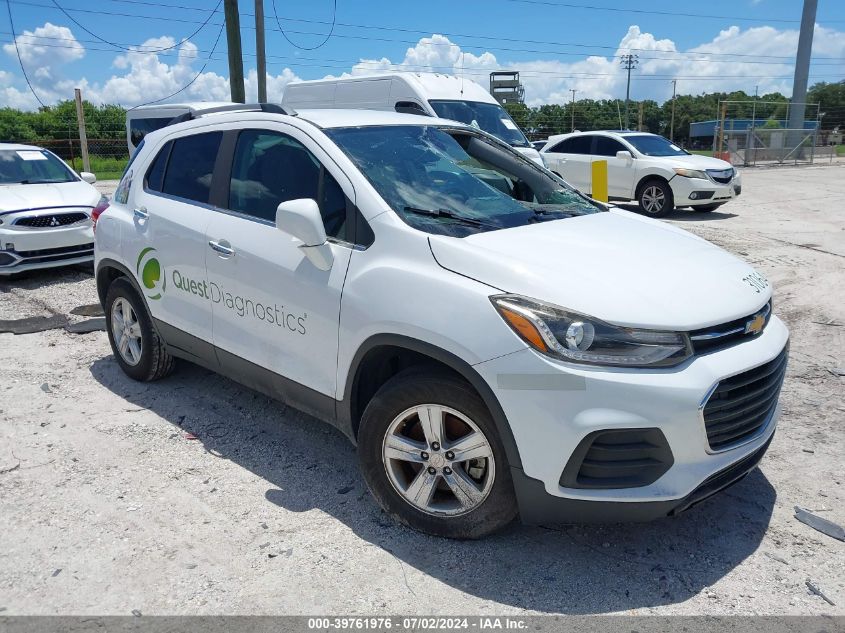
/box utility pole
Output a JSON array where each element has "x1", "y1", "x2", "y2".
[
  {"x1": 787, "y1": 0, "x2": 817, "y2": 149},
  {"x1": 620, "y1": 54, "x2": 638, "y2": 130},
  {"x1": 224, "y1": 0, "x2": 246, "y2": 103},
  {"x1": 73, "y1": 88, "x2": 90, "y2": 174},
  {"x1": 638, "y1": 101, "x2": 644, "y2": 132},
  {"x1": 255, "y1": 0, "x2": 267, "y2": 102},
  {"x1": 669, "y1": 79, "x2": 677, "y2": 141},
  {"x1": 569, "y1": 89, "x2": 577, "y2": 132}
]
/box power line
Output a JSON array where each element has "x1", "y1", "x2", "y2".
[
  {"x1": 271, "y1": 0, "x2": 336, "y2": 51},
  {"x1": 128, "y1": 19, "x2": 225, "y2": 109},
  {"x1": 497, "y1": 0, "x2": 844, "y2": 24},
  {"x1": 46, "y1": 0, "x2": 220, "y2": 52},
  {"x1": 4, "y1": 0, "x2": 46, "y2": 107},
  {"x1": 6, "y1": 0, "x2": 844, "y2": 63}
]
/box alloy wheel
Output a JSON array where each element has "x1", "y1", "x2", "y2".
[
  {"x1": 641, "y1": 185, "x2": 666, "y2": 214},
  {"x1": 111, "y1": 297, "x2": 143, "y2": 366},
  {"x1": 382, "y1": 404, "x2": 496, "y2": 516}
]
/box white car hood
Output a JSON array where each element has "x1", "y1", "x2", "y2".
[
  {"x1": 662, "y1": 153, "x2": 734, "y2": 171},
  {"x1": 0, "y1": 180, "x2": 100, "y2": 214},
  {"x1": 428, "y1": 209, "x2": 769, "y2": 330}
]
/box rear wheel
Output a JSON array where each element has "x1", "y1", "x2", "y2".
[
  {"x1": 357, "y1": 368, "x2": 517, "y2": 539},
  {"x1": 637, "y1": 179, "x2": 674, "y2": 217},
  {"x1": 105, "y1": 277, "x2": 174, "y2": 382}
]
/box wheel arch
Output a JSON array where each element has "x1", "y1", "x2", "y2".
[
  {"x1": 634, "y1": 172, "x2": 672, "y2": 200},
  {"x1": 340, "y1": 334, "x2": 523, "y2": 469}
]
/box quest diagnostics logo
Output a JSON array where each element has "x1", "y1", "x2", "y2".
[{"x1": 136, "y1": 247, "x2": 166, "y2": 300}]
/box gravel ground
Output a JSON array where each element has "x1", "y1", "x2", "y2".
[{"x1": 0, "y1": 166, "x2": 843, "y2": 615}]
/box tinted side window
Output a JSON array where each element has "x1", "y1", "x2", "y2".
[
  {"x1": 551, "y1": 135, "x2": 592, "y2": 154},
  {"x1": 395, "y1": 101, "x2": 427, "y2": 115},
  {"x1": 161, "y1": 132, "x2": 222, "y2": 204},
  {"x1": 228, "y1": 129, "x2": 348, "y2": 239},
  {"x1": 145, "y1": 141, "x2": 171, "y2": 192},
  {"x1": 595, "y1": 136, "x2": 626, "y2": 157}
]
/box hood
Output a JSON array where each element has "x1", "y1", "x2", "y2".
[
  {"x1": 0, "y1": 180, "x2": 100, "y2": 214},
  {"x1": 663, "y1": 153, "x2": 734, "y2": 171},
  {"x1": 428, "y1": 209, "x2": 769, "y2": 330}
]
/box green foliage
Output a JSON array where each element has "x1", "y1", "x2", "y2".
[
  {"x1": 0, "y1": 100, "x2": 125, "y2": 143},
  {"x1": 808, "y1": 81, "x2": 845, "y2": 130}
]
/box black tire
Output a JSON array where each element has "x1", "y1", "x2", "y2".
[
  {"x1": 637, "y1": 179, "x2": 674, "y2": 217},
  {"x1": 104, "y1": 276, "x2": 175, "y2": 382},
  {"x1": 693, "y1": 203, "x2": 723, "y2": 212},
  {"x1": 357, "y1": 368, "x2": 518, "y2": 539}
]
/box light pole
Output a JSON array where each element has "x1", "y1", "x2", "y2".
[
  {"x1": 569, "y1": 89, "x2": 577, "y2": 132},
  {"x1": 620, "y1": 54, "x2": 638, "y2": 130},
  {"x1": 669, "y1": 79, "x2": 677, "y2": 142}
]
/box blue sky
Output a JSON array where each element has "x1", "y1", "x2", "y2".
[{"x1": 2, "y1": 0, "x2": 844, "y2": 109}]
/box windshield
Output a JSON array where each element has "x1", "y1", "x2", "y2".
[
  {"x1": 622, "y1": 134, "x2": 689, "y2": 157},
  {"x1": 428, "y1": 100, "x2": 530, "y2": 148},
  {"x1": 0, "y1": 149, "x2": 77, "y2": 185},
  {"x1": 327, "y1": 125, "x2": 600, "y2": 237}
]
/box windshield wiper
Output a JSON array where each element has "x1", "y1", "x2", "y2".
[{"x1": 403, "y1": 206, "x2": 499, "y2": 229}]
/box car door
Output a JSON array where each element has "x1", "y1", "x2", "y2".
[
  {"x1": 126, "y1": 131, "x2": 222, "y2": 354},
  {"x1": 543, "y1": 135, "x2": 592, "y2": 193},
  {"x1": 204, "y1": 125, "x2": 354, "y2": 401},
  {"x1": 594, "y1": 135, "x2": 637, "y2": 199}
]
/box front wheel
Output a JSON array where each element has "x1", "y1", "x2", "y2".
[
  {"x1": 357, "y1": 369, "x2": 517, "y2": 539},
  {"x1": 638, "y1": 179, "x2": 674, "y2": 217}
]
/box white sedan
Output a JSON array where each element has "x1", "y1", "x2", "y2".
[
  {"x1": 0, "y1": 144, "x2": 105, "y2": 275},
  {"x1": 540, "y1": 131, "x2": 741, "y2": 217}
]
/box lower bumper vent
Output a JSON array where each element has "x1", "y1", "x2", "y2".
[{"x1": 559, "y1": 428, "x2": 674, "y2": 489}]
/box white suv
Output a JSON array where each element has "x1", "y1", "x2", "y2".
[
  {"x1": 94, "y1": 104, "x2": 787, "y2": 538},
  {"x1": 540, "y1": 131, "x2": 741, "y2": 217}
]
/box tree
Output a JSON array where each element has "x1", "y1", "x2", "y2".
[{"x1": 809, "y1": 81, "x2": 845, "y2": 130}]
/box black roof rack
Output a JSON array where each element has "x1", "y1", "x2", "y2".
[{"x1": 167, "y1": 103, "x2": 296, "y2": 126}]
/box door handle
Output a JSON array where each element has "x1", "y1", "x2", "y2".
[
  {"x1": 133, "y1": 207, "x2": 149, "y2": 220},
  {"x1": 208, "y1": 240, "x2": 235, "y2": 257}
]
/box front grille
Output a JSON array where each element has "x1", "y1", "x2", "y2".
[
  {"x1": 702, "y1": 345, "x2": 788, "y2": 451},
  {"x1": 707, "y1": 168, "x2": 735, "y2": 184},
  {"x1": 14, "y1": 242, "x2": 94, "y2": 264},
  {"x1": 690, "y1": 301, "x2": 771, "y2": 354},
  {"x1": 559, "y1": 428, "x2": 674, "y2": 489},
  {"x1": 15, "y1": 212, "x2": 88, "y2": 228}
]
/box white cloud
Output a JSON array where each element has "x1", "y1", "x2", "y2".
[
  {"x1": 2, "y1": 22, "x2": 84, "y2": 67},
  {"x1": 3, "y1": 22, "x2": 844, "y2": 111}
]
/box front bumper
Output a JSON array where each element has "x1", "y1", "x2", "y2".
[
  {"x1": 474, "y1": 314, "x2": 788, "y2": 524},
  {"x1": 670, "y1": 173, "x2": 742, "y2": 207},
  {"x1": 0, "y1": 222, "x2": 94, "y2": 275}
]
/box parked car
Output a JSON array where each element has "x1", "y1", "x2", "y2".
[
  {"x1": 281, "y1": 72, "x2": 545, "y2": 166},
  {"x1": 95, "y1": 104, "x2": 787, "y2": 538},
  {"x1": 531, "y1": 140, "x2": 548, "y2": 151},
  {"x1": 540, "y1": 131, "x2": 741, "y2": 216},
  {"x1": 0, "y1": 143, "x2": 105, "y2": 275}
]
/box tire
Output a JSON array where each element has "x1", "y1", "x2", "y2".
[
  {"x1": 357, "y1": 368, "x2": 518, "y2": 539},
  {"x1": 637, "y1": 179, "x2": 674, "y2": 217},
  {"x1": 104, "y1": 276, "x2": 175, "y2": 382},
  {"x1": 693, "y1": 203, "x2": 723, "y2": 212}
]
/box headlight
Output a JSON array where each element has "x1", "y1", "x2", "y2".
[
  {"x1": 673, "y1": 167, "x2": 708, "y2": 179},
  {"x1": 491, "y1": 294, "x2": 692, "y2": 367}
]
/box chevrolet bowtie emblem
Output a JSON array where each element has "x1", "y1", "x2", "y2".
[{"x1": 745, "y1": 313, "x2": 766, "y2": 335}]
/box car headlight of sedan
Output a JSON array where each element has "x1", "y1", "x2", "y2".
[
  {"x1": 673, "y1": 167, "x2": 709, "y2": 179},
  {"x1": 491, "y1": 294, "x2": 692, "y2": 367}
]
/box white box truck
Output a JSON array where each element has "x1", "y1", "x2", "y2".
[{"x1": 281, "y1": 73, "x2": 544, "y2": 166}]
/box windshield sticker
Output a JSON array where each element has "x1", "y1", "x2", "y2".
[
  {"x1": 501, "y1": 118, "x2": 518, "y2": 131},
  {"x1": 16, "y1": 150, "x2": 48, "y2": 161}
]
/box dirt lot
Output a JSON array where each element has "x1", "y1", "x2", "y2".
[{"x1": 1, "y1": 165, "x2": 843, "y2": 615}]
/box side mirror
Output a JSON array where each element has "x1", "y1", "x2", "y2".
[
  {"x1": 615, "y1": 150, "x2": 633, "y2": 161},
  {"x1": 80, "y1": 171, "x2": 97, "y2": 184},
  {"x1": 275, "y1": 199, "x2": 333, "y2": 271}
]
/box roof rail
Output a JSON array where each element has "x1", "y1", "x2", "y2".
[{"x1": 167, "y1": 102, "x2": 296, "y2": 126}]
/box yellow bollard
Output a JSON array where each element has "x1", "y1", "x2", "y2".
[{"x1": 591, "y1": 159, "x2": 608, "y2": 203}]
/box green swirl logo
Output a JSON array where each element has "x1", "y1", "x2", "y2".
[{"x1": 136, "y1": 247, "x2": 166, "y2": 300}]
